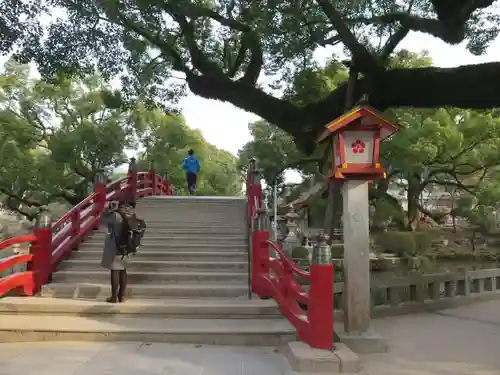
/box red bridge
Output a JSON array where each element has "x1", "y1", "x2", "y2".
[{"x1": 0, "y1": 158, "x2": 333, "y2": 350}]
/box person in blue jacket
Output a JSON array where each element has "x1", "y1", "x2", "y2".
[{"x1": 181, "y1": 149, "x2": 201, "y2": 195}]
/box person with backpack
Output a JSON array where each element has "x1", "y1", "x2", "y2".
[
  {"x1": 101, "y1": 199, "x2": 146, "y2": 303},
  {"x1": 181, "y1": 149, "x2": 201, "y2": 195}
]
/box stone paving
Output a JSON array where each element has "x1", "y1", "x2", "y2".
[{"x1": 1, "y1": 300, "x2": 499, "y2": 375}]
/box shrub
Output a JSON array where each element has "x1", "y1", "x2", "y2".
[
  {"x1": 291, "y1": 246, "x2": 310, "y2": 271},
  {"x1": 374, "y1": 231, "x2": 416, "y2": 257},
  {"x1": 412, "y1": 232, "x2": 433, "y2": 254},
  {"x1": 291, "y1": 246, "x2": 310, "y2": 261}
]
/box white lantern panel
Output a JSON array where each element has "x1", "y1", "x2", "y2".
[
  {"x1": 343, "y1": 130, "x2": 375, "y2": 164},
  {"x1": 333, "y1": 138, "x2": 340, "y2": 166}
]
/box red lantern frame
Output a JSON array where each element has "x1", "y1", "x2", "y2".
[{"x1": 317, "y1": 106, "x2": 401, "y2": 181}]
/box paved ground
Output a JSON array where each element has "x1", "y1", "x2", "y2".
[
  {"x1": 1, "y1": 300, "x2": 499, "y2": 375},
  {"x1": 362, "y1": 300, "x2": 500, "y2": 375}
]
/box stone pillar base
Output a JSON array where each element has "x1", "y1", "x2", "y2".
[
  {"x1": 337, "y1": 331, "x2": 388, "y2": 354},
  {"x1": 284, "y1": 341, "x2": 362, "y2": 373}
]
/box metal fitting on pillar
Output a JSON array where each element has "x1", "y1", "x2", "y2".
[
  {"x1": 263, "y1": 190, "x2": 269, "y2": 210},
  {"x1": 312, "y1": 231, "x2": 332, "y2": 265},
  {"x1": 252, "y1": 168, "x2": 263, "y2": 185},
  {"x1": 94, "y1": 169, "x2": 106, "y2": 184},
  {"x1": 36, "y1": 208, "x2": 52, "y2": 229},
  {"x1": 128, "y1": 157, "x2": 137, "y2": 172},
  {"x1": 248, "y1": 157, "x2": 257, "y2": 172},
  {"x1": 254, "y1": 208, "x2": 269, "y2": 231}
]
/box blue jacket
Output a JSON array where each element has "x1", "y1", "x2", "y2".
[{"x1": 182, "y1": 155, "x2": 201, "y2": 174}]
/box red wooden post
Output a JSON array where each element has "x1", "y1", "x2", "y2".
[
  {"x1": 150, "y1": 162, "x2": 157, "y2": 196},
  {"x1": 29, "y1": 210, "x2": 53, "y2": 294},
  {"x1": 70, "y1": 210, "x2": 80, "y2": 249},
  {"x1": 128, "y1": 157, "x2": 138, "y2": 200},
  {"x1": 93, "y1": 172, "x2": 107, "y2": 229},
  {"x1": 114, "y1": 183, "x2": 121, "y2": 201},
  {"x1": 307, "y1": 232, "x2": 334, "y2": 349},
  {"x1": 163, "y1": 172, "x2": 170, "y2": 195},
  {"x1": 251, "y1": 208, "x2": 270, "y2": 297}
]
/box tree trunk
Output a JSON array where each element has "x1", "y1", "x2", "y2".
[
  {"x1": 323, "y1": 181, "x2": 342, "y2": 244},
  {"x1": 406, "y1": 174, "x2": 421, "y2": 231}
]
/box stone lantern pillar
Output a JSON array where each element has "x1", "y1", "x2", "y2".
[{"x1": 282, "y1": 205, "x2": 300, "y2": 258}]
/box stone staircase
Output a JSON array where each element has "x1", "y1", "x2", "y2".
[{"x1": 0, "y1": 196, "x2": 295, "y2": 345}]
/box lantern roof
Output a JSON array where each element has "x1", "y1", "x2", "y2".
[{"x1": 316, "y1": 105, "x2": 402, "y2": 143}]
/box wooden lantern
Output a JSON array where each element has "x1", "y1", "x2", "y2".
[{"x1": 317, "y1": 106, "x2": 401, "y2": 180}]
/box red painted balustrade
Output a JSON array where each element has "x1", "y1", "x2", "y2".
[
  {"x1": 246, "y1": 163, "x2": 334, "y2": 350},
  {"x1": 0, "y1": 165, "x2": 174, "y2": 298}
]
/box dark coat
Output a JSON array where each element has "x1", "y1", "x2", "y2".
[{"x1": 100, "y1": 208, "x2": 131, "y2": 270}]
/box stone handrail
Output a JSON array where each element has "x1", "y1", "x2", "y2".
[{"x1": 332, "y1": 268, "x2": 500, "y2": 321}]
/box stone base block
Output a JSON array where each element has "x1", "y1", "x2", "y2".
[
  {"x1": 284, "y1": 341, "x2": 362, "y2": 373},
  {"x1": 338, "y1": 331, "x2": 389, "y2": 354}
]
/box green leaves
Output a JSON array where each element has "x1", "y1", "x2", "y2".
[
  {"x1": 237, "y1": 120, "x2": 308, "y2": 186},
  {"x1": 0, "y1": 61, "x2": 133, "y2": 216}
]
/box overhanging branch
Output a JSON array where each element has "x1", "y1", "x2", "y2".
[
  {"x1": 315, "y1": 0, "x2": 381, "y2": 74},
  {"x1": 303, "y1": 61, "x2": 500, "y2": 149}
]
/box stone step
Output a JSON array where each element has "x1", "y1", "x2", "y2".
[
  {"x1": 0, "y1": 314, "x2": 295, "y2": 346},
  {"x1": 71, "y1": 250, "x2": 247, "y2": 261},
  {"x1": 0, "y1": 297, "x2": 279, "y2": 318},
  {"x1": 52, "y1": 270, "x2": 248, "y2": 284},
  {"x1": 83, "y1": 235, "x2": 248, "y2": 245},
  {"x1": 138, "y1": 196, "x2": 246, "y2": 204},
  {"x1": 133, "y1": 219, "x2": 246, "y2": 228},
  {"x1": 134, "y1": 211, "x2": 245, "y2": 218},
  {"x1": 93, "y1": 226, "x2": 247, "y2": 234},
  {"x1": 136, "y1": 210, "x2": 246, "y2": 215},
  {"x1": 78, "y1": 243, "x2": 248, "y2": 252},
  {"x1": 58, "y1": 260, "x2": 248, "y2": 272},
  {"x1": 136, "y1": 202, "x2": 245, "y2": 208},
  {"x1": 41, "y1": 282, "x2": 249, "y2": 299},
  {"x1": 135, "y1": 211, "x2": 246, "y2": 218},
  {"x1": 135, "y1": 208, "x2": 244, "y2": 213}
]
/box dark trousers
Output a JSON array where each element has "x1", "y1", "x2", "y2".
[
  {"x1": 186, "y1": 172, "x2": 197, "y2": 194},
  {"x1": 109, "y1": 269, "x2": 127, "y2": 302}
]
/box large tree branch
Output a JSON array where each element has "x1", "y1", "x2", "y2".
[
  {"x1": 380, "y1": 27, "x2": 409, "y2": 59},
  {"x1": 352, "y1": 13, "x2": 463, "y2": 43},
  {"x1": 185, "y1": 72, "x2": 306, "y2": 139},
  {"x1": 380, "y1": 0, "x2": 414, "y2": 59},
  {"x1": 352, "y1": 0, "x2": 495, "y2": 45},
  {"x1": 3, "y1": 197, "x2": 37, "y2": 221},
  {"x1": 301, "y1": 62, "x2": 500, "y2": 151},
  {"x1": 185, "y1": 61, "x2": 500, "y2": 155},
  {"x1": 0, "y1": 187, "x2": 44, "y2": 208},
  {"x1": 110, "y1": 10, "x2": 189, "y2": 73},
  {"x1": 237, "y1": 33, "x2": 263, "y2": 85},
  {"x1": 315, "y1": 0, "x2": 381, "y2": 74},
  {"x1": 174, "y1": 2, "x2": 263, "y2": 84}
]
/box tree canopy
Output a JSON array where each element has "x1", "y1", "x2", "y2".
[
  {"x1": 0, "y1": 61, "x2": 241, "y2": 219},
  {"x1": 4, "y1": 0, "x2": 500, "y2": 153}
]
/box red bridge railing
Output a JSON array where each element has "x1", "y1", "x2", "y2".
[
  {"x1": 246, "y1": 158, "x2": 334, "y2": 350},
  {"x1": 0, "y1": 160, "x2": 174, "y2": 298}
]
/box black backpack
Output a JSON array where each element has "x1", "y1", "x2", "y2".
[{"x1": 116, "y1": 211, "x2": 146, "y2": 257}]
